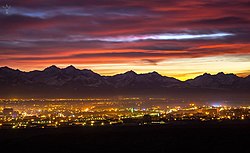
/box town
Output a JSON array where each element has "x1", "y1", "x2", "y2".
[{"x1": 0, "y1": 98, "x2": 249, "y2": 129}]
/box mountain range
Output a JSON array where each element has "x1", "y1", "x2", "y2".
[{"x1": 0, "y1": 65, "x2": 250, "y2": 98}]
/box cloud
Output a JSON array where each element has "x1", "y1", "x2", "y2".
[
  {"x1": 84, "y1": 33, "x2": 233, "y2": 42},
  {"x1": 189, "y1": 16, "x2": 250, "y2": 25},
  {"x1": 139, "y1": 59, "x2": 161, "y2": 65},
  {"x1": 0, "y1": 0, "x2": 250, "y2": 78}
]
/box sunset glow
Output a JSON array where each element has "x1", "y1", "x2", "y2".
[{"x1": 1, "y1": 0, "x2": 250, "y2": 80}]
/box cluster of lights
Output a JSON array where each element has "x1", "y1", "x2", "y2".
[{"x1": 0, "y1": 99, "x2": 249, "y2": 129}]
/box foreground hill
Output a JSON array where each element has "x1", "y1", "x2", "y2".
[{"x1": 1, "y1": 122, "x2": 250, "y2": 153}]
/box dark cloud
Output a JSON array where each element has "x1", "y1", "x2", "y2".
[
  {"x1": 131, "y1": 45, "x2": 190, "y2": 51},
  {"x1": 189, "y1": 16, "x2": 250, "y2": 25},
  {"x1": 201, "y1": 0, "x2": 250, "y2": 9},
  {"x1": 140, "y1": 59, "x2": 161, "y2": 65}
]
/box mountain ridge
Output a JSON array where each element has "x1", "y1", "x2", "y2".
[
  {"x1": 1, "y1": 66, "x2": 249, "y2": 80},
  {"x1": 0, "y1": 66, "x2": 250, "y2": 98}
]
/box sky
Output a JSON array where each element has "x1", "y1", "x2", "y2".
[{"x1": 0, "y1": 0, "x2": 250, "y2": 80}]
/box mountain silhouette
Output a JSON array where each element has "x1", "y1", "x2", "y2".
[{"x1": 0, "y1": 66, "x2": 249, "y2": 98}]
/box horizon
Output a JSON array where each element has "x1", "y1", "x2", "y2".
[
  {"x1": 1, "y1": 0, "x2": 250, "y2": 81},
  {"x1": 1, "y1": 65, "x2": 249, "y2": 81}
]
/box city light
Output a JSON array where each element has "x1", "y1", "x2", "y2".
[{"x1": 0, "y1": 98, "x2": 249, "y2": 129}]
